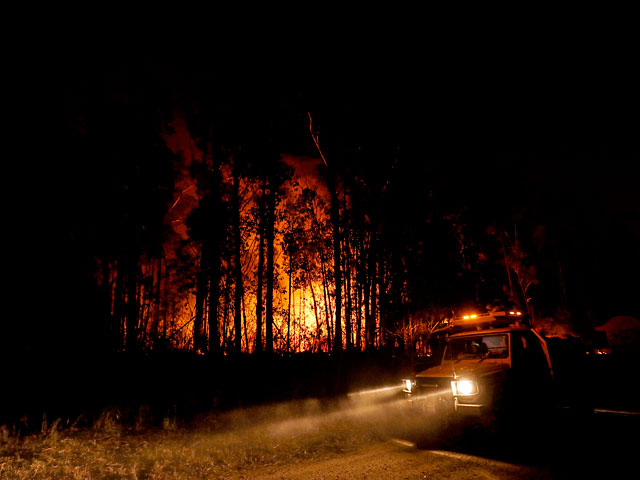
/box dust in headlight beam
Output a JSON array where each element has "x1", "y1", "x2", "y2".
[{"x1": 347, "y1": 384, "x2": 405, "y2": 398}]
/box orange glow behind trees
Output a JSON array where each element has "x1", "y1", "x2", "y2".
[
  {"x1": 98, "y1": 112, "x2": 384, "y2": 355},
  {"x1": 17, "y1": 59, "x2": 637, "y2": 365},
  {"x1": 58, "y1": 65, "x2": 632, "y2": 359}
]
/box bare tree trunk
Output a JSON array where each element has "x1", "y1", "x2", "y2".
[
  {"x1": 379, "y1": 255, "x2": 393, "y2": 350},
  {"x1": 320, "y1": 257, "x2": 333, "y2": 351},
  {"x1": 308, "y1": 273, "x2": 321, "y2": 352},
  {"x1": 193, "y1": 262, "x2": 206, "y2": 352},
  {"x1": 149, "y1": 257, "x2": 162, "y2": 348},
  {"x1": 287, "y1": 251, "x2": 292, "y2": 353},
  {"x1": 242, "y1": 294, "x2": 248, "y2": 352},
  {"x1": 501, "y1": 231, "x2": 515, "y2": 300},
  {"x1": 106, "y1": 261, "x2": 120, "y2": 351},
  {"x1": 265, "y1": 183, "x2": 275, "y2": 354},
  {"x1": 161, "y1": 256, "x2": 169, "y2": 343},
  {"x1": 222, "y1": 277, "x2": 231, "y2": 353},
  {"x1": 255, "y1": 179, "x2": 266, "y2": 353},
  {"x1": 308, "y1": 113, "x2": 341, "y2": 353},
  {"x1": 371, "y1": 247, "x2": 379, "y2": 349},
  {"x1": 300, "y1": 287, "x2": 305, "y2": 352},
  {"x1": 139, "y1": 261, "x2": 154, "y2": 349},
  {"x1": 363, "y1": 246, "x2": 371, "y2": 350},
  {"x1": 208, "y1": 262, "x2": 220, "y2": 355},
  {"x1": 366, "y1": 233, "x2": 376, "y2": 350},
  {"x1": 233, "y1": 167, "x2": 244, "y2": 354},
  {"x1": 355, "y1": 235, "x2": 363, "y2": 351},
  {"x1": 344, "y1": 227, "x2": 353, "y2": 351},
  {"x1": 125, "y1": 252, "x2": 139, "y2": 352},
  {"x1": 208, "y1": 189, "x2": 222, "y2": 356},
  {"x1": 330, "y1": 173, "x2": 342, "y2": 353}
]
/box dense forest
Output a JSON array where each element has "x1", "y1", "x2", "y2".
[{"x1": 8, "y1": 58, "x2": 639, "y2": 360}]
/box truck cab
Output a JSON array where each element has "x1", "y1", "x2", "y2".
[{"x1": 403, "y1": 311, "x2": 554, "y2": 424}]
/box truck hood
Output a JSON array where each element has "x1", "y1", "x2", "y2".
[{"x1": 416, "y1": 360, "x2": 509, "y2": 379}]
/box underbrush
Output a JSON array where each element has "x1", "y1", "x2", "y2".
[{"x1": 0, "y1": 393, "x2": 417, "y2": 479}]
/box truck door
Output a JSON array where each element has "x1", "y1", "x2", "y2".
[{"x1": 511, "y1": 331, "x2": 553, "y2": 406}]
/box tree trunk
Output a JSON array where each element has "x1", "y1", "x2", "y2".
[
  {"x1": 370, "y1": 238, "x2": 378, "y2": 349},
  {"x1": 287, "y1": 251, "x2": 292, "y2": 353},
  {"x1": 379, "y1": 254, "x2": 393, "y2": 350},
  {"x1": 125, "y1": 252, "x2": 139, "y2": 352},
  {"x1": 308, "y1": 273, "x2": 321, "y2": 352},
  {"x1": 329, "y1": 171, "x2": 342, "y2": 353},
  {"x1": 208, "y1": 258, "x2": 221, "y2": 355},
  {"x1": 344, "y1": 228, "x2": 353, "y2": 351},
  {"x1": 208, "y1": 149, "x2": 222, "y2": 357},
  {"x1": 265, "y1": 183, "x2": 275, "y2": 354},
  {"x1": 222, "y1": 276, "x2": 231, "y2": 353},
  {"x1": 105, "y1": 261, "x2": 119, "y2": 351},
  {"x1": 233, "y1": 167, "x2": 244, "y2": 354},
  {"x1": 355, "y1": 235, "x2": 363, "y2": 351},
  {"x1": 242, "y1": 294, "x2": 249, "y2": 352},
  {"x1": 320, "y1": 256, "x2": 332, "y2": 351},
  {"x1": 255, "y1": 179, "x2": 266, "y2": 353},
  {"x1": 149, "y1": 257, "x2": 162, "y2": 348},
  {"x1": 366, "y1": 233, "x2": 376, "y2": 350},
  {"x1": 161, "y1": 256, "x2": 169, "y2": 343},
  {"x1": 139, "y1": 261, "x2": 153, "y2": 349},
  {"x1": 193, "y1": 262, "x2": 206, "y2": 353}
]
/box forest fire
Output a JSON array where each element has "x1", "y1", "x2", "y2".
[
  {"x1": 11, "y1": 57, "x2": 633, "y2": 367},
  {"x1": 90, "y1": 106, "x2": 387, "y2": 355},
  {"x1": 34, "y1": 69, "x2": 637, "y2": 363},
  {"x1": 3, "y1": 45, "x2": 639, "y2": 480}
]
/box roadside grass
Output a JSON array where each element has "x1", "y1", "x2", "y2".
[{"x1": 0, "y1": 395, "x2": 415, "y2": 479}]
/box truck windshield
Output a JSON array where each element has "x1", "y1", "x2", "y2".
[{"x1": 444, "y1": 334, "x2": 509, "y2": 360}]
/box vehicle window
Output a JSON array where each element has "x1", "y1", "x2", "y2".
[{"x1": 445, "y1": 334, "x2": 509, "y2": 360}]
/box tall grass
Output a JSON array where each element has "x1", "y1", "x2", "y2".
[{"x1": 0, "y1": 392, "x2": 421, "y2": 479}]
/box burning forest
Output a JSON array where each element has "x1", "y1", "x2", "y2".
[
  {"x1": 57, "y1": 104, "x2": 418, "y2": 356},
  {"x1": 3, "y1": 40, "x2": 640, "y2": 479},
  {"x1": 4, "y1": 54, "x2": 638, "y2": 405},
  {"x1": 9, "y1": 59, "x2": 639, "y2": 362}
]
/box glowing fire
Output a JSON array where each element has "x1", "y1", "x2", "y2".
[{"x1": 126, "y1": 112, "x2": 377, "y2": 354}]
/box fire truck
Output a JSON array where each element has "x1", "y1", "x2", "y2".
[{"x1": 402, "y1": 311, "x2": 555, "y2": 428}]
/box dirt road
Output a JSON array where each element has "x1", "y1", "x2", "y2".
[
  {"x1": 244, "y1": 440, "x2": 551, "y2": 480},
  {"x1": 230, "y1": 406, "x2": 637, "y2": 480},
  {"x1": 245, "y1": 411, "x2": 636, "y2": 479}
]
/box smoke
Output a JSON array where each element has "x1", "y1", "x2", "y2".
[
  {"x1": 187, "y1": 384, "x2": 445, "y2": 455},
  {"x1": 281, "y1": 154, "x2": 328, "y2": 199}
]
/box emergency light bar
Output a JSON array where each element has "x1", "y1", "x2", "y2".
[{"x1": 450, "y1": 311, "x2": 526, "y2": 330}]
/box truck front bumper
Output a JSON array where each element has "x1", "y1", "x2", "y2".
[
  {"x1": 405, "y1": 392, "x2": 490, "y2": 418},
  {"x1": 454, "y1": 401, "x2": 487, "y2": 416}
]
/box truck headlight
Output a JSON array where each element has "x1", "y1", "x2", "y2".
[
  {"x1": 451, "y1": 379, "x2": 478, "y2": 396},
  {"x1": 402, "y1": 378, "x2": 416, "y2": 393}
]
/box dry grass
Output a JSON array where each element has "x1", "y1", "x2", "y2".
[{"x1": 0, "y1": 391, "x2": 418, "y2": 479}]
